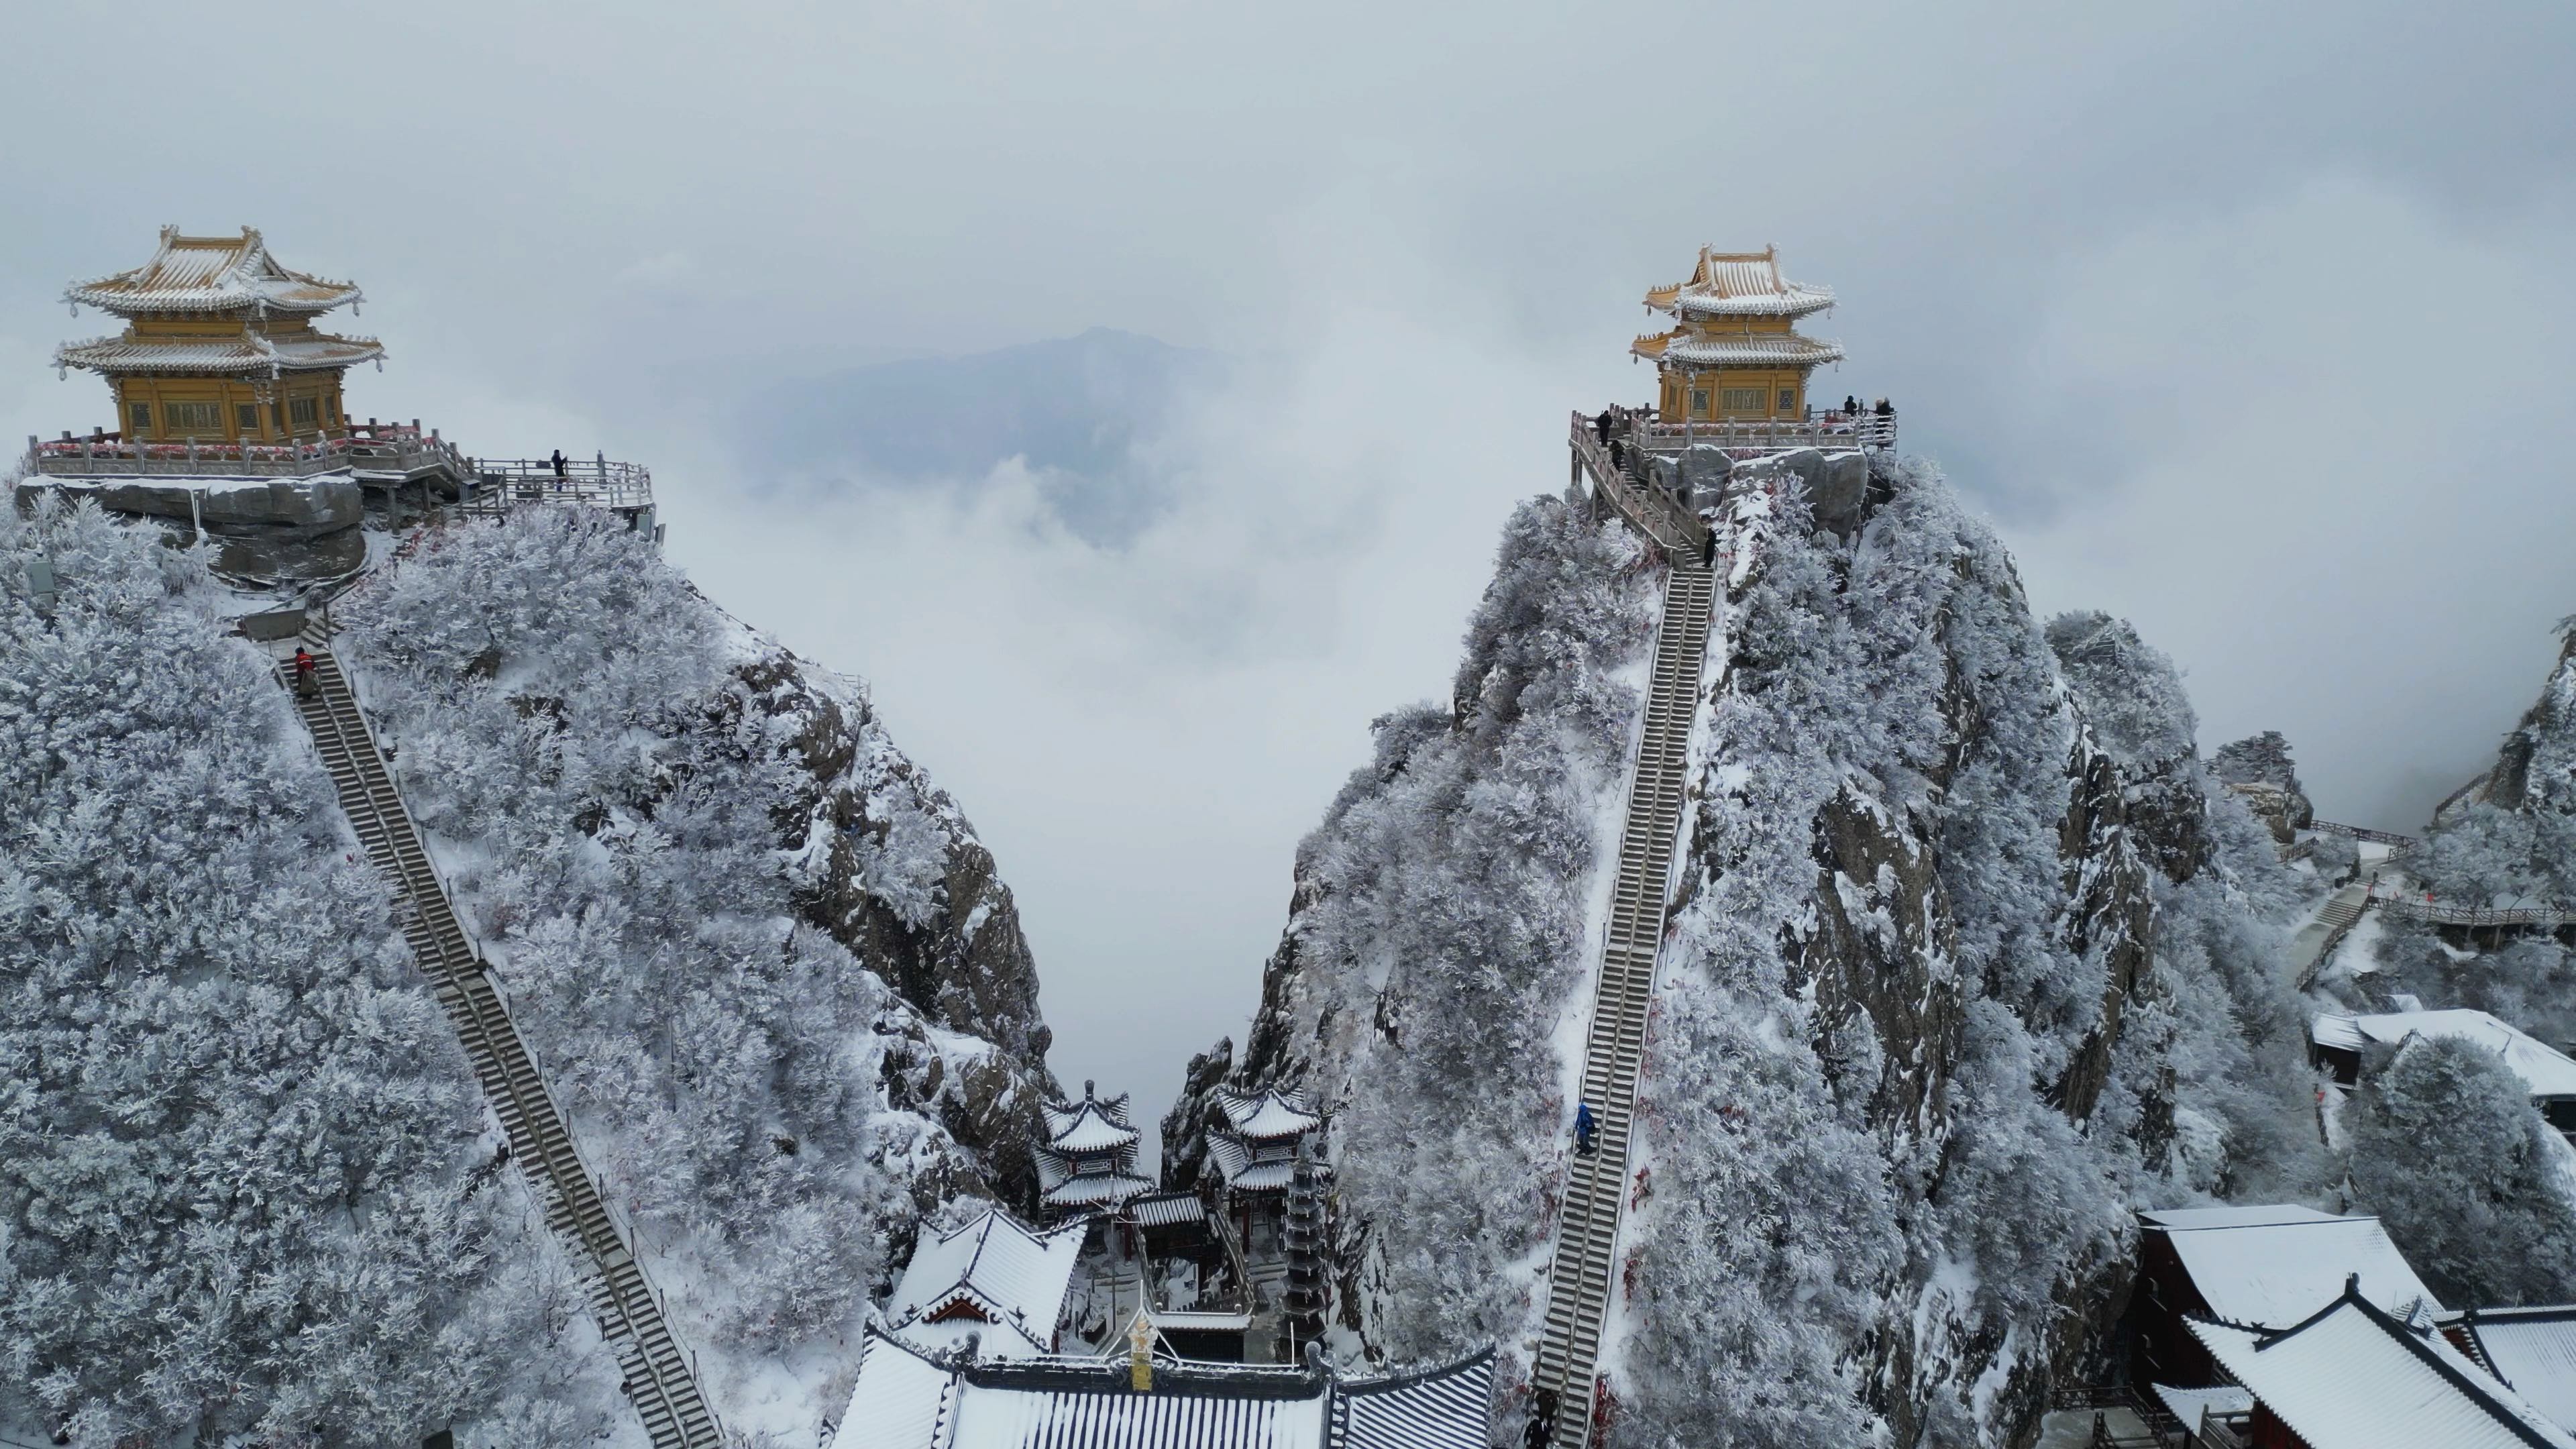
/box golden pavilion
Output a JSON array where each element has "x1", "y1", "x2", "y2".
[
  {"x1": 1631, "y1": 245, "x2": 1844, "y2": 424},
  {"x1": 56, "y1": 226, "x2": 382, "y2": 444}
]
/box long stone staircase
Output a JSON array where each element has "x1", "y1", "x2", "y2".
[
  {"x1": 1530, "y1": 559, "x2": 1717, "y2": 1449},
  {"x1": 280, "y1": 641, "x2": 724, "y2": 1449}
]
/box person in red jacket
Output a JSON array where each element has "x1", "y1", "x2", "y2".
[{"x1": 292, "y1": 647, "x2": 318, "y2": 700}]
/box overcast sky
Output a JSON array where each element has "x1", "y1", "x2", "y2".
[{"x1": 7, "y1": 0, "x2": 2571, "y2": 1125}]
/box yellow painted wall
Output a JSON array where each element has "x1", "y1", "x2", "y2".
[
  {"x1": 1658, "y1": 367, "x2": 1809, "y2": 422},
  {"x1": 99, "y1": 314, "x2": 349, "y2": 441},
  {"x1": 112, "y1": 370, "x2": 346, "y2": 442}
]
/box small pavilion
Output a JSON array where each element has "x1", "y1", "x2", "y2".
[
  {"x1": 1207, "y1": 1087, "x2": 1324, "y2": 1252},
  {"x1": 1038, "y1": 1081, "x2": 1155, "y2": 1221},
  {"x1": 1630, "y1": 245, "x2": 1843, "y2": 425},
  {"x1": 56, "y1": 226, "x2": 381, "y2": 444}
]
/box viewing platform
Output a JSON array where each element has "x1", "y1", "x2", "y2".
[
  {"x1": 19, "y1": 421, "x2": 656, "y2": 531},
  {"x1": 1568, "y1": 402, "x2": 1895, "y2": 558},
  {"x1": 1613, "y1": 400, "x2": 1896, "y2": 455},
  {"x1": 23, "y1": 419, "x2": 468, "y2": 485}
]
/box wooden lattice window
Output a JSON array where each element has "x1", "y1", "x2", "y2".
[
  {"x1": 288, "y1": 396, "x2": 319, "y2": 429},
  {"x1": 128, "y1": 402, "x2": 152, "y2": 432},
  {"x1": 167, "y1": 400, "x2": 221, "y2": 432},
  {"x1": 237, "y1": 404, "x2": 260, "y2": 431},
  {"x1": 1721, "y1": 388, "x2": 1764, "y2": 412}
]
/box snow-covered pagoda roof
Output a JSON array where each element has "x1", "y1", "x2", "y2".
[
  {"x1": 1214, "y1": 1087, "x2": 1321, "y2": 1141},
  {"x1": 1046, "y1": 1102, "x2": 1140, "y2": 1155},
  {"x1": 1630, "y1": 331, "x2": 1845, "y2": 369},
  {"x1": 1644, "y1": 246, "x2": 1835, "y2": 321},
  {"x1": 67, "y1": 227, "x2": 363, "y2": 317},
  {"x1": 1038, "y1": 1159, "x2": 1156, "y2": 1211},
  {"x1": 2190, "y1": 1286, "x2": 2576, "y2": 1449},
  {"x1": 1043, "y1": 1083, "x2": 1139, "y2": 1152},
  {"x1": 1208, "y1": 1134, "x2": 1298, "y2": 1193},
  {"x1": 837, "y1": 1324, "x2": 1498, "y2": 1449},
  {"x1": 54, "y1": 330, "x2": 384, "y2": 378},
  {"x1": 2313, "y1": 1009, "x2": 2576, "y2": 1101},
  {"x1": 888, "y1": 1209, "x2": 1088, "y2": 1360}
]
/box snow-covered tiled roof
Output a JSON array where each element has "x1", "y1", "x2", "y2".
[
  {"x1": 2139, "y1": 1204, "x2": 2344, "y2": 1231},
  {"x1": 2192, "y1": 1292, "x2": 2576, "y2": 1449},
  {"x1": 2313, "y1": 1010, "x2": 2576, "y2": 1099},
  {"x1": 1047, "y1": 1100, "x2": 1142, "y2": 1154},
  {"x1": 889, "y1": 1209, "x2": 1087, "y2": 1359},
  {"x1": 2151, "y1": 1207, "x2": 2441, "y2": 1328},
  {"x1": 1631, "y1": 331, "x2": 1847, "y2": 368},
  {"x1": 834, "y1": 1327, "x2": 1495, "y2": 1449},
  {"x1": 1330, "y1": 1354, "x2": 1497, "y2": 1449},
  {"x1": 2466, "y1": 1307, "x2": 2576, "y2": 1434},
  {"x1": 1044, "y1": 1084, "x2": 1136, "y2": 1143},
  {"x1": 1215, "y1": 1087, "x2": 1321, "y2": 1140},
  {"x1": 66, "y1": 227, "x2": 362, "y2": 316},
  {"x1": 55, "y1": 331, "x2": 383, "y2": 376},
  {"x1": 841, "y1": 1332, "x2": 961, "y2": 1448},
  {"x1": 1040, "y1": 1169, "x2": 1156, "y2": 1210},
  {"x1": 1127, "y1": 1193, "x2": 1207, "y2": 1229},
  {"x1": 2149, "y1": 1383, "x2": 2253, "y2": 1438},
  {"x1": 1645, "y1": 246, "x2": 1836, "y2": 320},
  {"x1": 1208, "y1": 1135, "x2": 1298, "y2": 1193}
]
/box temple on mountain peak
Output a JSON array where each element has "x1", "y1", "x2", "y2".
[
  {"x1": 55, "y1": 225, "x2": 382, "y2": 443},
  {"x1": 1631, "y1": 244, "x2": 1845, "y2": 424},
  {"x1": 1038, "y1": 1079, "x2": 1155, "y2": 1218}
]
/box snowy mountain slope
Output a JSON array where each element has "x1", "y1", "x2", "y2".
[
  {"x1": 2418, "y1": 621, "x2": 2576, "y2": 907},
  {"x1": 0, "y1": 500, "x2": 629, "y2": 1448},
  {"x1": 1167, "y1": 456, "x2": 2318, "y2": 1448},
  {"x1": 333, "y1": 510, "x2": 1058, "y2": 1438}
]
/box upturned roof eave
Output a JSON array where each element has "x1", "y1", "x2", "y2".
[
  {"x1": 64, "y1": 282, "x2": 364, "y2": 317},
  {"x1": 54, "y1": 333, "x2": 385, "y2": 376}
]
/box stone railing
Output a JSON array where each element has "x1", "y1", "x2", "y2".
[
  {"x1": 22, "y1": 420, "x2": 469, "y2": 483},
  {"x1": 1620, "y1": 404, "x2": 1896, "y2": 453}
]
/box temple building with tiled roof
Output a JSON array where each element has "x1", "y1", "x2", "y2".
[
  {"x1": 834, "y1": 1324, "x2": 1496, "y2": 1449},
  {"x1": 55, "y1": 226, "x2": 382, "y2": 444},
  {"x1": 886, "y1": 1208, "x2": 1090, "y2": 1361},
  {"x1": 2188, "y1": 1280, "x2": 2576, "y2": 1449},
  {"x1": 1631, "y1": 244, "x2": 1845, "y2": 425},
  {"x1": 1038, "y1": 1081, "x2": 1156, "y2": 1218}
]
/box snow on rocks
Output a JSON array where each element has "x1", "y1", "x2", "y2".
[{"x1": 331, "y1": 508, "x2": 1058, "y2": 1440}]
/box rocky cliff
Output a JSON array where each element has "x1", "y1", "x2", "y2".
[{"x1": 1166, "y1": 454, "x2": 2314, "y2": 1447}]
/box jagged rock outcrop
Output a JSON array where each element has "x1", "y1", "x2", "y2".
[
  {"x1": 1169, "y1": 455, "x2": 2312, "y2": 1448},
  {"x1": 2210, "y1": 730, "x2": 2315, "y2": 843},
  {"x1": 2413, "y1": 621, "x2": 2576, "y2": 911}
]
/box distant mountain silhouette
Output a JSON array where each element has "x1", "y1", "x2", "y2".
[{"x1": 738, "y1": 329, "x2": 1224, "y2": 541}]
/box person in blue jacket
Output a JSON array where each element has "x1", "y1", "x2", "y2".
[{"x1": 1574, "y1": 1102, "x2": 1597, "y2": 1157}]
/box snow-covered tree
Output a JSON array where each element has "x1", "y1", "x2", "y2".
[
  {"x1": 2345, "y1": 1034, "x2": 2576, "y2": 1306},
  {"x1": 334, "y1": 511, "x2": 1057, "y2": 1410},
  {"x1": 0, "y1": 500, "x2": 621, "y2": 1446}
]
